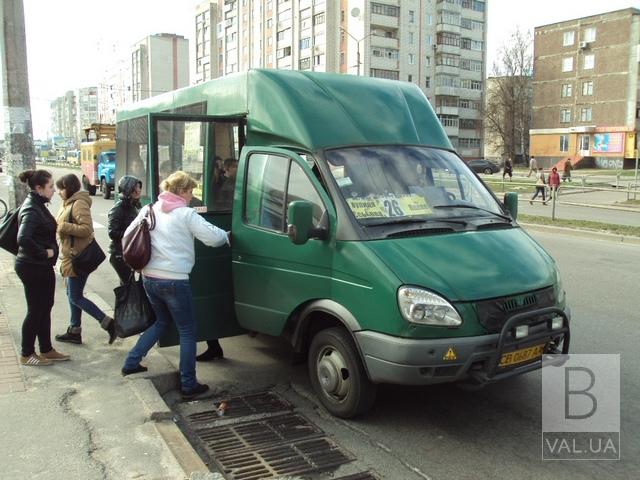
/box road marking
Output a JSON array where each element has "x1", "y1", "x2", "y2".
[{"x1": 93, "y1": 221, "x2": 106, "y2": 229}]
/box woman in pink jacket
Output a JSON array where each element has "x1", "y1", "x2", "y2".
[{"x1": 549, "y1": 167, "x2": 561, "y2": 200}]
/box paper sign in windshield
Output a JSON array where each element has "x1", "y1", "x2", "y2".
[{"x1": 347, "y1": 194, "x2": 431, "y2": 219}]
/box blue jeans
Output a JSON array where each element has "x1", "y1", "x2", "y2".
[
  {"x1": 123, "y1": 277, "x2": 198, "y2": 391},
  {"x1": 67, "y1": 274, "x2": 107, "y2": 328}
]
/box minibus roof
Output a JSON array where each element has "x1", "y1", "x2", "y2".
[{"x1": 117, "y1": 69, "x2": 453, "y2": 152}]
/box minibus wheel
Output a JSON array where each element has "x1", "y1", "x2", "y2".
[{"x1": 308, "y1": 327, "x2": 376, "y2": 418}]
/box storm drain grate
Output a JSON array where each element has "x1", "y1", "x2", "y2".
[
  {"x1": 187, "y1": 391, "x2": 293, "y2": 423},
  {"x1": 334, "y1": 472, "x2": 379, "y2": 480},
  {"x1": 215, "y1": 437, "x2": 353, "y2": 480},
  {"x1": 196, "y1": 413, "x2": 322, "y2": 455}
]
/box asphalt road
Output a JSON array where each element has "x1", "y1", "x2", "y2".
[{"x1": 20, "y1": 166, "x2": 640, "y2": 479}]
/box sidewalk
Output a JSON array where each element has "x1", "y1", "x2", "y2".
[{"x1": 0, "y1": 250, "x2": 213, "y2": 480}]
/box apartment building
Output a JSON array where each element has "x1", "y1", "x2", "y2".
[
  {"x1": 97, "y1": 58, "x2": 132, "y2": 125},
  {"x1": 50, "y1": 87, "x2": 98, "y2": 144},
  {"x1": 195, "y1": 1, "x2": 221, "y2": 83},
  {"x1": 198, "y1": 0, "x2": 487, "y2": 158},
  {"x1": 131, "y1": 33, "x2": 190, "y2": 102},
  {"x1": 530, "y1": 8, "x2": 640, "y2": 169}
]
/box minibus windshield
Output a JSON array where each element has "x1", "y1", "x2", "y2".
[{"x1": 325, "y1": 146, "x2": 506, "y2": 226}]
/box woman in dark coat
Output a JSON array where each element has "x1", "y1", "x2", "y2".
[
  {"x1": 107, "y1": 176, "x2": 142, "y2": 284},
  {"x1": 15, "y1": 169, "x2": 69, "y2": 366}
]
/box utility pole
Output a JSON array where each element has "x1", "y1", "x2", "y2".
[{"x1": 1, "y1": 0, "x2": 35, "y2": 208}]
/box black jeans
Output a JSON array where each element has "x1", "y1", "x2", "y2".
[
  {"x1": 109, "y1": 254, "x2": 133, "y2": 285},
  {"x1": 15, "y1": 261, "x2": 55, "y2": 356}
]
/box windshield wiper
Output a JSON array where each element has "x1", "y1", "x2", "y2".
[
  {"x1": 365, "y1": 217, "x2": 467, "y2": 227},
  {"x1": 432, "y1": 203, "x2": 512, "y2": 222}
]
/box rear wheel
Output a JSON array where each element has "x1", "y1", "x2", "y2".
[
  {"x1": 308, "y1": 327, "x2": 377, "y2": 418},
  {"x1": 101, "y1": 178, "x2": 111, "y2": 200},
  {"x1": 483, "y1": 167, "x2": 493, "y2": 174}
]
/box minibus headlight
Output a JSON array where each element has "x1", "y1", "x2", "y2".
[{"x1": 398, "y1": 287, "x2": 462, "y2": 326}]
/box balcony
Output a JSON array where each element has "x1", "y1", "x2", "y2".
[
  {"x1": 443, "y1": 124, "x2": 459, "y2": 137},
  {"x1": 436, "y1": 23, "x2": 461, "y2": 35},
  {"x1": 435, "y1": 85, "x2": 460, "y2": 96},
  {"x1": 370, "y1": 35, "x2": 399, "y2": 49},
  {"x1": 435, "y1": 64, "x2": 461, "y2": 76},
  {"x1": 435, "y1": 43, "x2": 461, "y2": 55},
  {"x1": 462, "y1": 88, "x2": 483, "y2": 100},
  {"x1": 371, "y1": 13, "x2": 399, "y2": 28},
  {"x1": 436, "y1": 106, "x2": 459, "y2": 116},
  {"x1": 370, "y1": 56, "x2": 399, "y2": 71}
]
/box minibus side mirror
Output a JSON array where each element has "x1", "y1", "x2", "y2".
[
  {"x1": 287, "y1": 201, "x2": 328, "y2": 245},
  {"x1": 503, "y1": 192, "x2": 518, "y2": 220}
]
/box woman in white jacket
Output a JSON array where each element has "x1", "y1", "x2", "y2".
[{"x1": 121, "y1": 171, "x2": 229, "y2": 399}]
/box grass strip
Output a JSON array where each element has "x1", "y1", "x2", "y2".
[{"x1": 518, "y1": 214, "x2": 640, "y2": 237}]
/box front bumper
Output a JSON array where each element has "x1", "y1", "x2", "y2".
[{"x1": 355, "y1": 306, "x2": 570, "y2": 386}]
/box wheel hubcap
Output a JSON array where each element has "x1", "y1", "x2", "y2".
[{"x1": 316, "y1": 347, "x2": 350, "y2": 400}]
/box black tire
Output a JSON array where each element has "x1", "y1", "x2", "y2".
[
  {"x1": 308, "y1": 327, "x2": 377, "y2": 418},
  {"x1": 88, "y1": 185, "x2": 97, "y2": 196},
  {"x1": 483, "y1": 167, "x2": 493, "y2": 174},
  {"x1": 101, "y1": 178, "x2": 111, "y2": 200}
]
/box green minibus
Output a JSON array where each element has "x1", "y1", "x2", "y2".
[{"x1": 116, "y1": 69, "x2": 570, "y2": 418}]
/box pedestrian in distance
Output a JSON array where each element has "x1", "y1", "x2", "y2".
[
  {"x1": 562, "y1": 158, "x2": 573, "y2": 182},
  {"x1": 15, "y1": 170, "x2": 69, "y2": 366},
  {"x1": 54, "y1": 174, "x2": 116, "y2": 345},
  {"x1": 548, "y1": 167, "x2": 561, "y2": 200},
  {"x1": 121, "y1": 171, "x2": 230, "y2": 399},
  {"x1": 527, "y1": 156, "x2": 537, "y2": 177},
  {"x1": 530, "y1": 167, "x2": 547, "y2": 205},
  {"x1": 107, "y1": 176, "x2": 142, "y2": 284},
  {"x1": 502, "y1": 158, "x2": 513, "y2": 181}
]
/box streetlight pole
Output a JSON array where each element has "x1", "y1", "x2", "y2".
[{"x1": 340, "y1": 27, "x2": 379, "y2": 77}]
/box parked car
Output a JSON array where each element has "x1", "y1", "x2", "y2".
[{"x1": 467, "y1": 159, "x2": 500, "y2": 174}]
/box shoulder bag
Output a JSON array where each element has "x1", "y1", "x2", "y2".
[
  {"x1": 122, "y1": 203, "x2": 155, "y2": 271},
  {"x1": 68, "y1": 202, "x2": 106, "y2": 276},
  {"x1": 0, "y1": 208, "x2": 20, "y2": 255},
  {"x1": 113, "y1": 272, "x2": 156, "y2": 338}
]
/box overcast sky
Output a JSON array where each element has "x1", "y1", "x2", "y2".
[{"x1": 1, "y1": 0, "x2": 637, "y2": 139}]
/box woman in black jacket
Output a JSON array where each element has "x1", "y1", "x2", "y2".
[
  {"x1": 15, "y1": 170, "x2": 69, "y2": 366},
  {"x1": 107, "y1": 175, "x2": 142, "y2": 284}
]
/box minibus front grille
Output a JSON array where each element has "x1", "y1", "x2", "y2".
[{"x1": 475, "y1": 287, "x2": 556, "y2": 332}]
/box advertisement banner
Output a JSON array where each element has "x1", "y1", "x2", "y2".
[{"x1": 593, "y1": 133, "x2": 624, "y2": 153}]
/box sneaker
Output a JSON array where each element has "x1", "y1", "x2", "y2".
[
  {"x1": 20, "y1": 354, "x2": 53, "y2": 366},
  {"x1": 181, "y1": 383, "x2": 209, "y2": 400},
  {"x1": 121, "y1": 365, "x2": 148, "y2": 376},
  {"x1": 55, "y1": 327, "x2": 82, "y2": 344},
  {"x1": 40, "y1": 349, "x2": 70, "y2": 361},
  {"x1": 529, "y1": 200, "x2": 533, "y2": 205}
]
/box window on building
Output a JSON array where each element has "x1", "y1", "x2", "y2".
[
  {"x1": 314, "y1": 54, "x2": 324, "y2": 65},
  {"x1": 408, "y1": 74, "x2": 413, "y2": 82},
  {"x1": 583, "y1": 27, "x2": 596, "y2": 42},
  {"x1": 562, "y1": 57, "x2": 573, "y2": 72},
  {"x1": 313, "y1": 12, "x2": 325, "y2": 25},
  {"x1": 563, "y1": 31, "x2": 575, "y2": 46},
  {"x1": 425, "y1": 76, "x2": 431, "y2": 88},
  {"x1": 437, "y1": 32, "x2": 460, "y2": 46},
  {"x1": 266, "y1": 18, "x2": 273, "y2": 28},
  {"x1": 276, "y1": 46, "x2": 292, "y2": 58},
  {"x1": 439, "y1": 9, "x2": 460, "y2": 26},
  {"x1": 408, "y1": 53, "x2": 415, "y2": 64},
  {"x1": 408, "y1": 32, "x2": 414, "y2": 44},
  {"x1": 580, "y1": 107, "x2": 592, "y2": 122},
  {"x1": 582, "y1": 81, "x2": 593, "y2": 96},
  {"x1": 409, "y1": 10, "x2": 415, "y2": 22},
  {"x1": 561, "y1": 84, "x2": 572, "y2": 98},
  {"x1": 560, "y1": 108, "x2": 571, "y2": 123},
  {"x1": 437, "y1": 54, "x2": 459, "y2": 67},
  {"x1": 560, "y1": 135, "x2": 569, "y2": 152},
  {"x1": 299, "y1": 57, "x2": 311, "y2": 70},
  {"x1": 583, "y1": 54, "x2": 594, "y2": 70},
  {"x1": 300, "y1": 37, "x2": 311, "y2": 49},
  {"x1": 370, "y1": 68, "x2": 399, "y2": 80},
  {"x1": 580, "y1": 135, "x2": 590, "y2": 151},
  {"x1": 438, "y1": 115, "x2": 458, "y2": 127},
  {"x1": 425, "y1": 55, "x2": 431, "y2": 66},
  {"x1": 371, "y1": 2, "x2": 399, "y2": 17},
  {"x1": 276, "y1": 28, "x2": 290, "y2": 41}
]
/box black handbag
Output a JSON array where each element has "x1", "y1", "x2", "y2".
[
  {"x1": 0, "y1": 207, "x2": 20, "y2": 255},
  {"x1": 114, "y1": 273, "x2": 156, "y2": 338},
  {"x1": 68, "y1": 203, "x2": 105, "y2": 276}
]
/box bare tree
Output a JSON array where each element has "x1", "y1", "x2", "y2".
[{"x1": 485, "y1": 28, "x2": 533, "y2": 164}]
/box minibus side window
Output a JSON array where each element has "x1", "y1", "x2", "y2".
[
  {"x1": 125, "y1": 117, "x2": 150, "y2": 197},
  {"x1": 285, "y1": 162, "x2": 326, "y2": 227},
  {"x1": 244, "y1": 153, "x2": 288, "y2": 232}
]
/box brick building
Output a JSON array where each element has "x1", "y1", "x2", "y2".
[{"x1": 530, "y1": 8, "x2": 640, "y2": 169}]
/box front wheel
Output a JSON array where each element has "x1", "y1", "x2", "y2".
[
  {"x1": 308, "y1": 327, "x2": 377, "y2": 418},
  {"x1": 483, "y1": 167, "x2": 493, "y2": 174},
  {"x1": 101, "y1": 178, "x2": 111, "y2": 200}
]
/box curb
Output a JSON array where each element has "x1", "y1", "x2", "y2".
[
  {"x1": 520, "y1": 222, "x2": 640, "y2": 245},
  {"x1": 128, "y1": 377, "x2": 214, "y2": 478}
]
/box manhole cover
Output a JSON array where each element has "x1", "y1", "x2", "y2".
[
  {"x1": 187, "y1": 391, "x2": 293, "y2": 423},
  {"x1": 216, "y1": 437, "x2": 353, "y2": 480},
  {"x1": 196, "y1": 413, "x2": 323, "y2": 455}
]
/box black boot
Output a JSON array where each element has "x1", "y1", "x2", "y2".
[
  {"x1": 196, "y1": 340, "x2": 224, "y2": 361},
  {"x1": 101, "y1": 315, "x2": 117, "y2": 345},
  {"x1": 55, "y1": 327, "x2": 82, "y2": 344}
]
